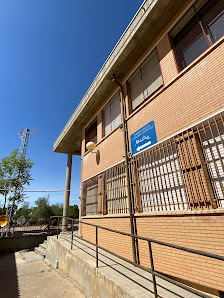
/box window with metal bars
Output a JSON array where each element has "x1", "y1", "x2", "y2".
[
  {"x1": 103, "y1": 92, "x2": 121, "y2": 137},
  {"x1": 171, "y1": 0, "x2": 224, "y2": 70},
  {"x1": 82, "y1": 177, "x2": 98, "y2": 216},
  {"x1": 104, "y1": 162, "x2": 128, "y2": 214},
  {"x1": 131, "y1": 141, "x2": 188, "y2": 212},
  {"x1": 131, "y1": 114, "x2": 224, "y2": 212},
  {"x1": 81, "y1": 113, "x2": 224, "y2": 215},
  {"x1": 196, "y1": 116, "x2": 224, "y2": 208},
  {"x1": 127, "y1": 49, "x2": 163, "y2": 112}
]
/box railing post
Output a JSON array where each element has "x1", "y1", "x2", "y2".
[
  {"x1": 71, "y1": 219, "x2": 74, "y2": 250},
  {"x1": 57, "y1": 217, "x2": 59, "y2": 239},
  {"x1": 96, "y1": 226, "x2": 98, "y2": 268},
  {"x1": 148, "y1": 241, "x2": 158, "y2": 298}
]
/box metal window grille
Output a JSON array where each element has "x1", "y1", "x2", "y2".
[
  {"x1": 105, "y1": 162, "x2": 128, "y2": 214},
  {"x1": 131, "y1": 139, "x2": 188, "y2": 212},
  {"x1": 131, "y1": 113, "x2": 224, "y2": 211},
  {"x1": 172, "y1": 0, "x2": 224, "y2": 70},
  {"x1": 196, "y1": 114, "x2": 224, "y2": 208},
  {"x1": 85, "y1": 178, "x2": 98, "y2": 216},
  {"x1": 82, "y1": 112, "x2": 224, "y2": 214}
]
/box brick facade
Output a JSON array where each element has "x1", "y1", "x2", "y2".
[
  {"x1": 82, "y1": 38, "x2": 224, "y2": 181},
  {"x1": 79, "y1": 1, "x2": 224, "y2": 294},
  {"x1": 81, "y1": 211, "x2": 224, "y2": 292}
]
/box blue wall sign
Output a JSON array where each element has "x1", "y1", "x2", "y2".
[{"x1": 130, "y1": 121, "x2": 157, "y2": 155}]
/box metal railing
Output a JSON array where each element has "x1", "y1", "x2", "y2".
[
  {"x1": 50, "y1": 216, "x2": 224, "y2": 298},
  {"x1": 0, "y1": 221, "x2": 56, "y2": 238}
]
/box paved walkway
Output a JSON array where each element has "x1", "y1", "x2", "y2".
[{"x1": 0, "y1": 250, "x2": 86, "y2": 298}]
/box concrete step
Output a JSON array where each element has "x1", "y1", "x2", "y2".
[
  {"x1": 39, "y1": 242, "x2": 47, "y2": 250},
  {"x1": 34, "y1": 246, "x2": 46, "y2": 258}
]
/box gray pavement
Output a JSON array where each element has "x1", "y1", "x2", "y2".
[{"x1": 0, "y1": 250, "x2": 87, "y2": 298}]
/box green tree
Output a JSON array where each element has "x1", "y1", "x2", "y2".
[
  {"x1": 0, "y1": 149, "x2": 34, "y2": 211},
  {"x1": 31, "y1": 197, "x2": 53, "y2": 222},
  {"x1": 69, "y1": 204, "x2": 79, "y2": 219},
  {"x1": 51, "y1": 203, "x2": 63, "y2": 216},
  {"x1": 15, "y1": 202, "x2": 33, "y2": 221}
]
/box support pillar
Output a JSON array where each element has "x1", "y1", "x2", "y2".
[{"x1": 62, "y1": 153, "x2": 72, "y2": 231}]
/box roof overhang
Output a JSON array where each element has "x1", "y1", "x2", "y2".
[{"x1": 54, "y1": 0, "x2": 188, "y2": 155}]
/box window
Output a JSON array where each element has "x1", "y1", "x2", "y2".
[
  {"x1": 128, "y1": 49, "x2": 163, "y2": 111},
  {"x1": 85, "y1": 119, "x2": 97, "y2": 151},
  {"x1": 103, "y1": 93, "x2": 121, "y2": 136},
  {"x1": 172, "y1": 0, "x2": 224, "y2": 70},
  {"x1": 82, "y1": 177, "x2": 98, "y2": 216}
]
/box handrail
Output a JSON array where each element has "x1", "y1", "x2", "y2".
[
  {"x1": 50, "y1": 215, "x2": 223, "y2": 298},
  {"x1": 0, "y1": 221, "x2": 55, "y2": 238},
  {"x1": 80, "y1": 220, "x2": 224, "y2": 261}
]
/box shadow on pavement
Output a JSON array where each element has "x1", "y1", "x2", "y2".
[{"x1": 0, "y1": 253, "x2": 20, "y2": 298}]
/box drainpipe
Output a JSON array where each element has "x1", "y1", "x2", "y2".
[{"x1": 113, "y1": 75, "x2": 137, "y2": 264}]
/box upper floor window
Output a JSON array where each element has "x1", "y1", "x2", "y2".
[
  {"x1": 171, "y1": 0, "x2": 224, "y2": 70},
  {"x1": 85, "y1": 118, "x2": 97, "y2": 150},
  {"x1": 103, "y1": 93, "x2": 121, "y2": 136},
  {"x1": 127, "y1": 49, "x2": 163, "y2": 111}
]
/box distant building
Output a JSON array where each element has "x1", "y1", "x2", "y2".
[{"x1": 54, "y1": 0, "x2": 224, "y2": 295}]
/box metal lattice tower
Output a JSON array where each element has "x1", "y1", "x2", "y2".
[{"x1": 18, "y1": 128, "x2": 35, "y2": 157}]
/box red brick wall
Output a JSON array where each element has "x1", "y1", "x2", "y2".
[
  {"x1": 136, "y1": 212, "x2": 224, "y2": 291},
  {"x1": 81, "y1": 217, "x2": 133, "y2": 261},
  {"x1": 81, "y1": 37, "x2": 224, "y2": 182},
  {"x1": 82, "y1": 125, "x2": 125, "y2": 181},
  {"x1": 157, "y1": 34, "x2": 178, "y2": 84},
  {"x1": 127, "y1": 38, "x2": 224, "y2": 144},
  {"x1": 81, "y1": 211, "x2": 224, "y2": 292}
]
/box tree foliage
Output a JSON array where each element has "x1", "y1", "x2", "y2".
[
  {"x1": 14, "y1": 202, "x2": 32, "y2": 221},
  {"x1": 0, "y1": 149, "x2": 34, "y2": 210},
  {"x1": 31, "y1": 197, "x2": 53, "y2": 222},
  {"x1": 69, "y1": 204, "x2": 79, "y2": 219},
  {"x1": 14, "y1": 197, "x2": 79, "y2": 223}
]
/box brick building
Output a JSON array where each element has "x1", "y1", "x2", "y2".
[{"x1": 54, "y1": 0, "x2": 224, "y2": 295}]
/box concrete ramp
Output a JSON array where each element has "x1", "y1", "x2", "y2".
[{"x1": 45, "y1": 233, "x2": 206, "y2": 298}]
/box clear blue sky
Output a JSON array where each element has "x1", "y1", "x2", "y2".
[{"x1": 0, "y1": 0, "x2": 143, "y2": 207}]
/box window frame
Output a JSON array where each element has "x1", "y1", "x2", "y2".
[
  {"x1": 127, "y1": 48, "x2": 163, "y2": 114},
  {"x1": 85, "y1": 118, "x2": 97, "y2": 152},
  {"x1": 103, "y1": 92, "x2": 121, "y2": 138},
  {"x1": 171, "y1": 0, "x2": 224, "y2": 71}
]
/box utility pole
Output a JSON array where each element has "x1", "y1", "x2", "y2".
[{"x1": 18, "y1": 128, "x2": 35, "y2": 157}]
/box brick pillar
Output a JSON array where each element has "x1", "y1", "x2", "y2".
[
  {"x1": 157, "y1": 34, "x2": 179, "y2": 85},
  {"x1": 97, "y1": 112, "x2": 103, "y2": 142}
]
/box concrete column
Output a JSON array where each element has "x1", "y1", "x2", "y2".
[{"x1": 62, "y1": 153, "x2": 72, "y2": 231}]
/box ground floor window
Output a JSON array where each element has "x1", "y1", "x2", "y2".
[{"x1": 82, "y1": 113, "x2": 224, "y2": 215}]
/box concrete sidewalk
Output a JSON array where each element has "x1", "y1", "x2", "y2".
[{"x1": 0, "y1": 250, "x2": 87, "y2": 298}]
